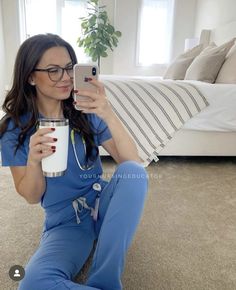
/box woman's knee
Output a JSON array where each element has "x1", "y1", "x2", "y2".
[
  {"x1": 116, "y1": 160, "x2": 148, "y2": 181},
  {"x1": 116, "y1": 160, "x2": 147, "y2": 177},
  {"x1": 114, "y1": 160, "x2": 149, "y2": 196}
]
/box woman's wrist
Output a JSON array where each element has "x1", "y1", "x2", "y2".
[
  {"x1": 27, "y1": 155, "x2": 42, "y2": 168},
  {"x1": 102, "y1": 109, "x2": 117, "y2": 124}
]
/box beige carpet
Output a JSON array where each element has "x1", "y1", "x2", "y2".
[{"x1": 1, "y1": 156, "x2": 236, "y2": 290}]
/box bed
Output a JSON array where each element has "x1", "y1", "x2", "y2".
[{"x1": 99, "y1": 21, "x2": 236, "y2": 165}]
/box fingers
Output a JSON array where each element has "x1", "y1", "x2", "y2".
[
  {"x1": 37, "y1": 127, "x2": 55, "y2": 136},
  {"x1": 30, "y1": 135, "x2": 57, "y2": 148},
  {"x1": 28, "y1": 128, "x2": 57, "y2": 164},
  {"x1": 74, "y1": 100, "x2": 98, "y2": 110},
  {"x1": 73, "y1": 80, "x2": 112, "y2": 119},
  {"x1": 89, "y1": 78, "x2": 106, "y2": 94},
  {"x1": 74, "y1": 79, "x2": 106, "y2": 100},
  {"x1": 74, "y1": 90, "x2": 100, "y2": 101},
  {"x1": 32, "y1": 143, "x2": 55, "y2": 155}
]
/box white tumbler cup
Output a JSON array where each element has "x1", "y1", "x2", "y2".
[{"x1": 39, "y1": 118, "x2": 69, "y2": 177}]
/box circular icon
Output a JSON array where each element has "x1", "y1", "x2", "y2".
[{"x1": 9, "y1": 265, "x2": 25, "y2": 281}]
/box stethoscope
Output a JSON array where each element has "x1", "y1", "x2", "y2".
[
  {"x1": 71, "y1": 128, "x2": 101, "y2": 222},
  {"x1": 70, "y1": 129, "x2": 95, "y2": 171}
]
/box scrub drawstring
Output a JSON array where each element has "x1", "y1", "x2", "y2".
[
  {"x1": 72, "y1": 197, "x2": 95, "y2": 224},
  {"x1": 72, "y1": 183, "x2": 102, "y2": 224}
]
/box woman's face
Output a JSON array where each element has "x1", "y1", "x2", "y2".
[{"x1": 31, "y1": 46, "x2": 74, "y2": 101}]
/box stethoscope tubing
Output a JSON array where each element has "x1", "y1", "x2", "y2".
[{"x1": 71, "y1": 129, "x2": 94, "y2": 171}]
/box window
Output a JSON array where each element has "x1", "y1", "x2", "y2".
[
  {"x1": 137, "y1": 0, "x2": 174, "y2": 65},
  {"x1": 20, "y1": 0, "x2": 89, "y2": 62}
]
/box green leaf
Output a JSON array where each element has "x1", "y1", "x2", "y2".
[
  {"x1": 115, "y1": 31, "x2": 122, "y2": 37},
  {"x1": 77, "y1": 39, "x2": 84, "y2": 47},
  {"x1": 84, "y1": 37, "x2": 91, "y2": 45},
  {"x1": 92, "y1": 55, "x2": 98, "y2": 62},
  {"x1": 81, "y1": 22, "x2": 88, "y2": 29},
  {"x1": 107, "y1": 24, "x2": 115, "y2": 34},
  {"x1": 101, "y1": 51, "x2": 108, "y2": 57},
  {"x1": 89, "y1": 15, "x2": 96, "y2": 26},
  {"x1": 99, "y1": 5, "x2": 106, "y2": 10},
  {"x1": 90, "y1": 0, "x2": 99, "y2": 5}
]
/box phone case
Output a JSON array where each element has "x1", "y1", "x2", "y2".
[{"x1": 73, "y1": 64, "x2": 98, "y2": 110}]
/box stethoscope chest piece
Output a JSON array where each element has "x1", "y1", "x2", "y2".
[{"x1": 93, "y1": 183, "x2": 102, "y2": 191}]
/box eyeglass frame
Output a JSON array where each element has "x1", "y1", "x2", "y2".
[{"x1": 33, "y1": 64, "x2": 74, "y2": 82}]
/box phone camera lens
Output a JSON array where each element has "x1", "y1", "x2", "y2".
[{"x1": 92, "y1": 67, "x2": 96, "y2": 76}]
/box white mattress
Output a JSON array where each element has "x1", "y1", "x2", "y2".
[{"x1": 101, "y1": 75, "x2": 236, "y2": 132}]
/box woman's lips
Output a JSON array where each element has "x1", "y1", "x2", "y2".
[{"x1": 57, "y1": 85, "x2": 72, "y2": 92}]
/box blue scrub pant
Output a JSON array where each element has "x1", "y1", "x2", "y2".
[{"x1": 18, "y1": 161, "x2": 148, "y2": 290}]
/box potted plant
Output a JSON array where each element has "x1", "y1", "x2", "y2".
[{"x1": 77, "y1": 0, "x2": 122, "y2": 71}]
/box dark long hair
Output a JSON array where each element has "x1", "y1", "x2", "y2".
[{"x1": 0, "y1": 34, "x2": 98, "y2": 162}]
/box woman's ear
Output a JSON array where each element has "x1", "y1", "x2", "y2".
[{"x1": 28, "y1": 75, "x2": 36, "y2": 86}]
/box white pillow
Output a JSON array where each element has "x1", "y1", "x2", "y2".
[
  {"x1": 215, "y1": 44, "x2": 236, "y2": 83},
  {"x1": 185, "y1": 39, "x2": 235, "y2": 83},
  {"x1": 163, "y1": 44, "x2": 203, "y2": 80}
]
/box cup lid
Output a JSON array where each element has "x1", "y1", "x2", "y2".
[{"x1": 39, "y1": 118, "x2": 69, "y2": 126}]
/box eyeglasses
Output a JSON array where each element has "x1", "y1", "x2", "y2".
[{"x1": 34, "y1": 65, "x2": 74, "y2": 82}]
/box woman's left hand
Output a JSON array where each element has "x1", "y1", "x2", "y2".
[{"x1": 73, "y1": 79, "x2": 113, "y2": 121}]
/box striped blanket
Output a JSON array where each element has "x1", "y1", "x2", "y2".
[{"x1": 103, "y1": 79, "x2": 209, "y2": 166}]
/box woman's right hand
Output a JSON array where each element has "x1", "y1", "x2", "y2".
[{"x1": 28, "y1": 128, "x2": 57, "y2": 165}]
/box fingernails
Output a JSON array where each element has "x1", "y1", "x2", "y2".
[
  {"x1": 51, "y1": 128, "x2": 55, "y2": 131},
  {"x1": 73, "y1": 101, "x2": 77, "y2": 105},
  {"x1": 84, "y1": 77, "x2": 92, "y2": 82},
  {"x1": 73, "y1": 89, "x2": 78, "y2": 93},
  {"x1": 51, "y1": 146, "x2": 56, "y2": 149},
  {"x1": 53, "y1": 138, "x2": 57, "y2": 142},
  {"x1": 52, "y1": 149, "x2": 56, "y2": 153}
]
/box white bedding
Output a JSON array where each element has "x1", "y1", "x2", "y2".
[
  {"x1": 182, "y1": 81, "x2": 236, "y2": 132},
  {"x1": 101, "y1": 75, "x2": 236, "y2": 132}
]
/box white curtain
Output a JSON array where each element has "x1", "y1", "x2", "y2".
[{"x1": 138, "y1": 0, "x2": 174, "y2": 65}]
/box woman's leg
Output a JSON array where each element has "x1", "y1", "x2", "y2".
[
  {"x1": 86, "y1": 161, "x2": 148, "y2": 290},
  {"x1": 18, "y1": 220, "x2": 100, "y2": 290}
]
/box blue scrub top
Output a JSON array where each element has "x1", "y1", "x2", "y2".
[{"x1": 0, "y1": 113, "x2": 112, "y2": 211}]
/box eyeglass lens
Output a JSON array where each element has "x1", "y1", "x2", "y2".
[{"x1": 48, "y1": 67, "x2": 73, "y2": 82}]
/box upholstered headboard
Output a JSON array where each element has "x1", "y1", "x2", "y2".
[
  {"x1": 200, "y1": 20, "x2": 236, "y2": 46},
  {"x1": 210, "y1": 20, "x2": 236, "y2": 44}
]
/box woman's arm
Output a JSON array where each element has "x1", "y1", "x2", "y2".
[
  {"x1": 74, "y1": 79, "x2": 142, "y2": 164},
  {"x1": 10, "y1": 163, "x2": 45, "y2": 204},
  {"x1": 10, "y1": 127, "x2": 57, "y2": 204},
  {"x1": 102, "y1": 112, "x2": 142, "y2": 163}
]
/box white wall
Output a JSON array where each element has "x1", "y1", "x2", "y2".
[
  {"x1": 195, "y1": 0, "x2": 236, "y2": 36},
  {"x1": 170, "y1": 0, "x2": 197, "y2": 59},
  {"x1": 0, "y1": 1, "x2": 6, "y2": 105},
  {"x1": 100, "y1": 0, "x2": 115, "y2": 74}
]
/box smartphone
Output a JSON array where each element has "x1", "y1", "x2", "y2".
[{"x1": 73, "y1": 64, "x2": 98, "y2": 110}]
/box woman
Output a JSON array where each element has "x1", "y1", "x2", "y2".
[{"x1": 0, "y1": 34, "x2": 148, "y2": 290}]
